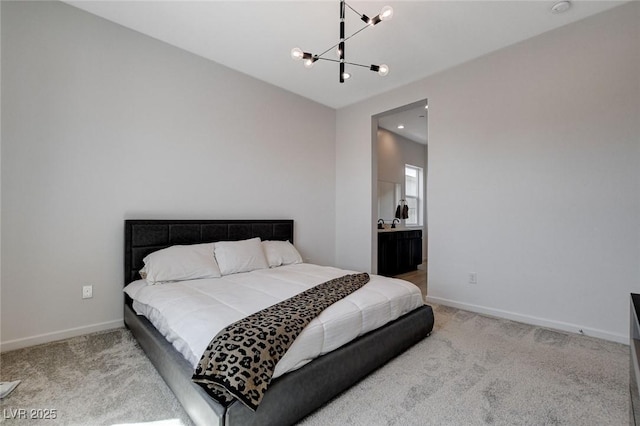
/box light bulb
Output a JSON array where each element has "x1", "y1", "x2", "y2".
[
  {"x1": 291, "y1": 47, "x2": 303, "y2": 61},
  {"x1": 397, "y1": 124, "x2": 405, "y2": 129},
  {"x1": 342, "y1": 72, "x2": 351, "y2": 80},
  {"x1": 380, "y1": 6, "x2": 393, "y2": 21},
  {"x1": 304, "y1": 58, "x2": 315, "y2": 69},
  {"x1": 378, "y1": 64, "x2": 389, "y2": 76}
]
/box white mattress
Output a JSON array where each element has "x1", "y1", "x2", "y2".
[{"x1": 124, "y1": 263, "x2": 423, "y2": 379}]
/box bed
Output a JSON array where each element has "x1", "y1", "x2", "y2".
[{"x1": 123, "y1": 219, "x2": 434, "y2": 426}]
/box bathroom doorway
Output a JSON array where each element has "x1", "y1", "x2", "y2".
[{"x1": 373, "y1": 99, "x2": 428, "y2": 298}]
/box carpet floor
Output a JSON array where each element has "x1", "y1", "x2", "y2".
[{"x1": 0, "y1": 304, "x2": 629, "y2": 425}]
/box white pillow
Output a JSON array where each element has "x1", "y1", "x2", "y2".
[
  {"x1": 262, "y1": 240, "x2": 303, "y2": 268},
  {"x1": 124, "y1": 279, "x2": 148, "y2": 299},
  {"x1": 142, "y1": 243, "x2": 221, "y2": 284},
  {"x1": 214, "y1": 237, "x2": 269, "y2": 275}
]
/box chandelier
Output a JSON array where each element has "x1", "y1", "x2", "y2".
[{"x1": 290, "y1": 1, "x2": 393, "y2": 83}]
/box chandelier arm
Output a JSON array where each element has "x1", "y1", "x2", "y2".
[
  {"x1": 339, "y1": 0, "x2": 345, "y2": 83},
  {"x1": 344, "y1": 61, "x2": 371, "y2": 68},
  {"x1": 315, "y1": 58, "x2": 371, "y2": 68},
  {"x1": 344, "y1": 2, "x2": 364, "y2": 19},
  {"x1": 315, "y1": 58, "x2": 340, "y2": 63},
  {"x1": 316, "y1": 42, "x2": 341, "y2": 59},
  {"x1": 314, "y1": 24, "x2": 370, "y2": 60},
  {"x1": 344, "y1": 25, "x2": 371, "y2": 44}
]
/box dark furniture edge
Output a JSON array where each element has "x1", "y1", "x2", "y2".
[{"x1": 630, "y1": 293, "x2": 640, "y2": 425}]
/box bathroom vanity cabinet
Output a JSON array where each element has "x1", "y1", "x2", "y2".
[{"x1": 377, "y1": 229, "x2": 422, "y2": 277}]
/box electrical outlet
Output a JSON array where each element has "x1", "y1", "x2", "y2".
[
  {"x1": 468, "y1": 273, "x2": 477, "y2": 285},
  {"x1": 82, "y1": 285, "x2": 93, "y2": 299}
]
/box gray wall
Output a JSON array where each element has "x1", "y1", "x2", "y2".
[
  {"x1": 377, "y1": 128, "x2": 427, "y2": 192},
  {"x1": 1, "y1": 1, "x2": 336, "y2": 349},
  {"x1": 336, "y1": 2, "x2": 640, "y2": 342}
]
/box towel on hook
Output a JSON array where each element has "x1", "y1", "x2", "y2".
[
  {"x1": 402, "y1": 204, "x2": 409, "y2": 219},
  {"x1": 395, "y1": 204, "x2": 401, "y2": 219}
]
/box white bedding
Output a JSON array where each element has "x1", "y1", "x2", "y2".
[{"x1": 125, "y1": 263, "x2": 423, "y2": 379}]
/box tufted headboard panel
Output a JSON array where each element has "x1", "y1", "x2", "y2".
[{"x1": 124, "y1": 219, "x2": 294, "y2": 285}]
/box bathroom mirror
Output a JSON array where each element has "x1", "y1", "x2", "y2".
[{"x1": 378, "y1": 180, "x2": 401, "y2": 222}]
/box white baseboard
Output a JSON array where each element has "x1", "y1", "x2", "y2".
[
  {"x1": 0, "y1": 319, "x2": 124, "y2": 352},
  {"x1": 425, "y1": 296, "x2": 628, "y2": 345}
]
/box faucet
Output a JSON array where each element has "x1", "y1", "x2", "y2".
[
  {"x1": 391, "y1": 218, "x2": 400, "y2": 229},
  {"x1": 377, "y1": 219, "x2": 384, "y2": 229}
]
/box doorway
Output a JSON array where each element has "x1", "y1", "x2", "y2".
[{"x1": 372, "y1": 99, "x2": 428, "y2": 298}]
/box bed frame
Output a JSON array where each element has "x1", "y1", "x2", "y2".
[{"x1": 124, "y1": 219, "x2": 434, "y2": 426}]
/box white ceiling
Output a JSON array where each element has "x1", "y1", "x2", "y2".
[
  {"x1": 65, "y1": 0, "x2": 626, "y2": 110},
  {"x1": 378, "y1": 103, "x2": 429, "y2": 144}
]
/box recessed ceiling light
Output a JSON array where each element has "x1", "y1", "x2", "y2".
[
  {"x1": 551, "y1": 1, "x2": 571, "y2": 14},
  {"x1": 397, "y1": 124, "x2": 405, "y2": 129}
]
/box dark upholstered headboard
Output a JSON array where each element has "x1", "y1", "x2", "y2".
[{"x1": 124, "y1": 219, "x2": 294, "y2": 285}]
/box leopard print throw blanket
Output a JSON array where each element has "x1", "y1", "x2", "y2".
[{"x1": 192, "y1": 272, "x2": 370, "y2": 411}]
